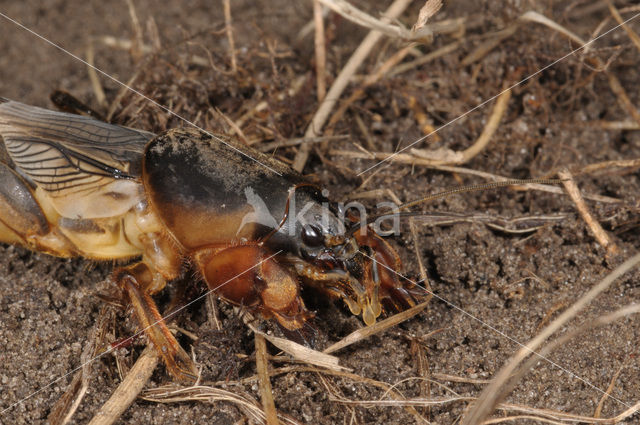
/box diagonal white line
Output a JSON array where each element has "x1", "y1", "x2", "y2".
[
  {"x1": 1, "y1": 4, "x2": 636, "y2": 417},
  {"x1": 0, "y1": 12, "x2": 283, "y2": 177},
  {"x1": 0, "y1": 250, "x2": 283, "y2": 415},
  {"x1": 360, "y1": 251, "x2": 634, "y2": 410},
  {"x1": 357, "y1": 11, "x2": 640, "y2": 176}
]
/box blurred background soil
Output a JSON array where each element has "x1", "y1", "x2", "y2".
[{"x1": 1, "y1": 1, "x2": 640, "y2": 424}]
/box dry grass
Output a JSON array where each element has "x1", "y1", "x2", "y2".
[{"x1": 2, "y1": 1, "x2": 640, "y2": 424}]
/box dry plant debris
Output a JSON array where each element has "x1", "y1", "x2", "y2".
[{"x1": 0, "y1": 1, "x2": 639, "y2": 424}]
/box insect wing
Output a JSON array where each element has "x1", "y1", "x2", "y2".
[{"x1": 0, "y1": 98, "x2": 153, "y2": 218}]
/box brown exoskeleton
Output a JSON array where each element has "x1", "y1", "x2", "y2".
[{"x1": 0, "y1": 98, "x2": 425, "y2": 381}]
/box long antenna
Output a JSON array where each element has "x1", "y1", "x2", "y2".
[
  {"x1": 398, "y1": 178, "x2": 565, "y2": 212},
  {"x1": 354, "y1": 178, "x2": 566, "y2": 225}
]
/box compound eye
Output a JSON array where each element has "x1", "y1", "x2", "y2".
[{"x1": 301, "y1": 225, "x2": 324, "y2": 247}]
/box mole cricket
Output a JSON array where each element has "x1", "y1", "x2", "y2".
[
  {"x1": 1, "y1": 2, "x2": 636, "y2": 423},
  {"x1": 0, "y1": 97, "x2": 432, "y2": 380}
]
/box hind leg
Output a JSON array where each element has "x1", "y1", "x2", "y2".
[
  {"x1": 115, "y1": 261, "x2": 198, "y2": 383},
  {"x1": 0, "y1": 162, "x2": 76, "y2": 256}
]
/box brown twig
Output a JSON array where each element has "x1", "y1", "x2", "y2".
[
  {"x1": 212, "y1": 107, "x2": 249, "y2": 145},
  {"x1": 206, "y1": 293, "x2": 222, "y2": 331},
  {"x1": 575, "y1": 158, "x2": 640, "y2": 177},
  {"x1": 606, "y1": 0, "x2": 640, "y2": 54},
  {"x1": 604, "y1": 68, "x2": 640, "y2": 126},
  {"x1": 255, "y1": 333, "x2": 278, "y2": 425},
  {"x1": 408, "y1": 74, "x2": 510, "y2": 164},
  {"x1": 323, "y1": 301, "x2": 429, "y2": 354},
  {"x1": 125, "y1": 0, "x2": 144, "y2": 62},
  {"x1": 409, "y1": 218, "x2": 430, "y2": 292},
  {"x1": 88, "y1": 346, "x2": 159, "y2": 425},
  {"x1": 105, "y1": 65, "x2": 145, "y2": 122},
  {"x1": 388, "y1": 40, "x2": 462, "y2": 77},
  {"x1": 313, "y1": 0, "x2": 327, "y2": 102},
  {"x1": 593, "y1": 120, "x2": 640, "y2": 130},
  {"x1": 588, "y1": 5, "x2": 640, "y2": 49},
  {"x1": 223, "y1": 0, "x2": 237, "y2": 73},
  {"x1": 431, "y1": 373, "x2": 491, "y2": 385},
  {"x1": 146, "y1": 16, "x2": 161, "y2": 52},
  {"x1": 96, "y1": 35, "x2": 152, "y2": 54},
  {"x1": 558, "y1": 168, "x2": 618, "y2": 256},
  {"x1": 247, "y1": 322, "x2": 347, "y2": 372},
  {"x1": 47, "y1": 373, "x2": 84, "y2": 425},
  {"x1": 85, "y1": 42, "x2": 107, "y2": 108},
  {"x1": 594, "y1": 364, "x2": 624, "y2": 419},
  {"x1": 409, "y1": 336, "x2": 431, "y2": 418},
  {"x1": 461, "y1": 24, "x2": 518, "y2": 66},
  {"x1": 454, "y1": 84, "x2": 511, "y2": 163},
  {"x1": 342, "y1": 77, "x2": 511, "y2": 165}
]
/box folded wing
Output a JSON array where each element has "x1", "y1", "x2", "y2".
[{"x1": 0, "y1": 98, "x2": 153, "y2": 218}]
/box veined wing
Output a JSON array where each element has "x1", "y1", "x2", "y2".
[{"x1": 0, "y1": 98, "x2": 154, "y2": 219}]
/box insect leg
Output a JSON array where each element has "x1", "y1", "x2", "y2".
[
  {"x1": 354, "y1": 227, "x2": 426, "y2": 313},
  {"x1": 196, "y1": 245, "x2": 314, "y2": 332},
  {"x1": 0, "y1": 163, "x2": 48, "y2": 244},
  {"x1": 114, "y1": 262, "x2": 198, "y2": 383},
  {"x1": 0, "y1": 162, "x2": 78, "y2": 256}
]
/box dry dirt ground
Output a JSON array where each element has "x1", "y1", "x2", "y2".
[{"x1": 1, "y1": 1, "x2": 640, "y2": 424}]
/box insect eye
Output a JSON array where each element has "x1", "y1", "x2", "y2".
[{"x1": 301, "y1": 225, "x2": 324, "y2": 247}]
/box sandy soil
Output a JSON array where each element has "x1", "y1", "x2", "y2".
[{"x1": 1, "y1": 1, "x2": 640, "y2": 424}]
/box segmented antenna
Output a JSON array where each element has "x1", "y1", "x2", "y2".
[
  {"x1": 398, "y1": 178, "x2": 565, "y2": 212},
  {"x1": 353, "y1": 178, "x2": 567, "y2": 225}
]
